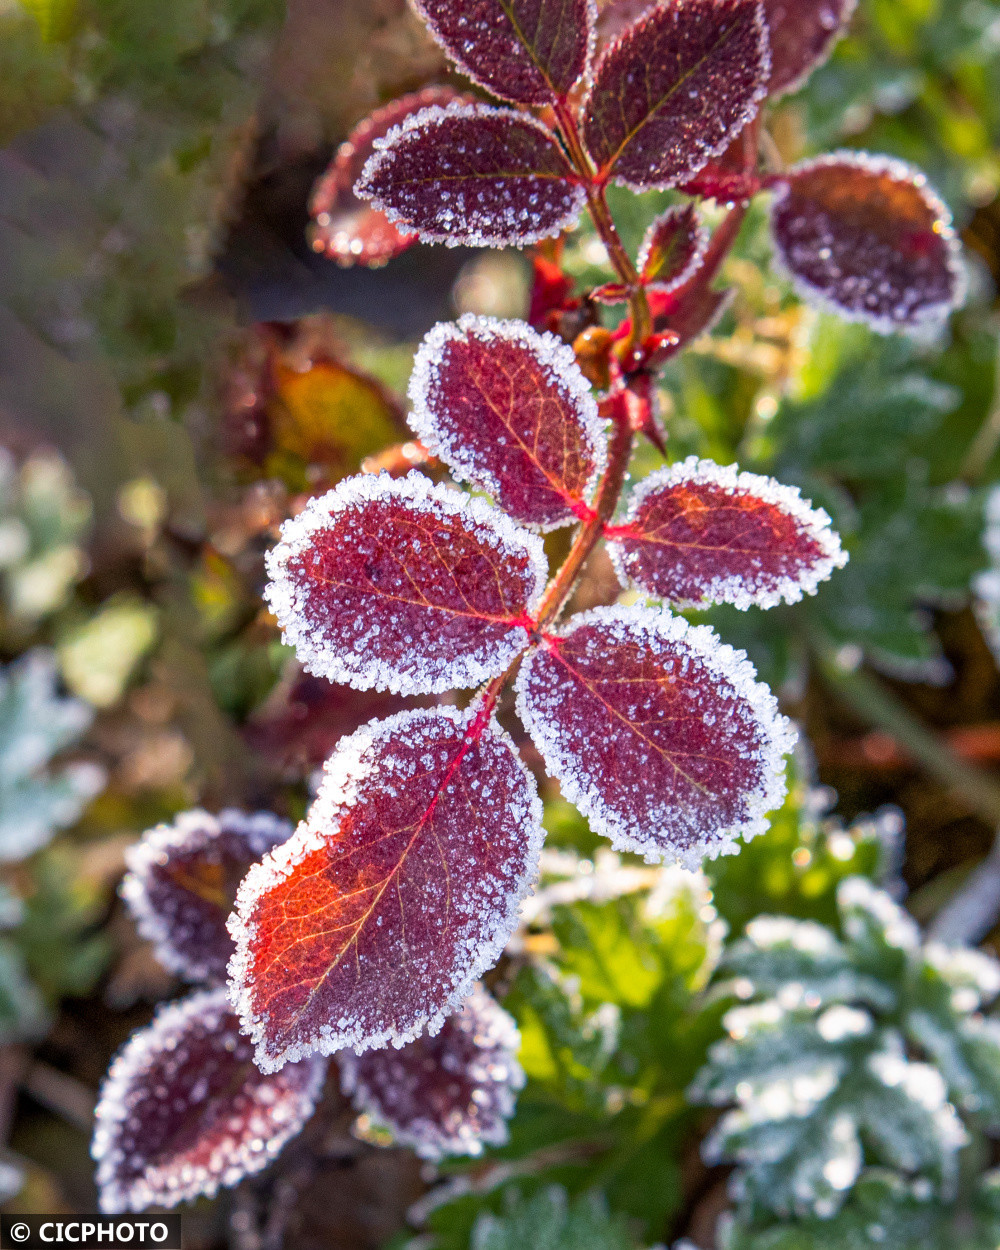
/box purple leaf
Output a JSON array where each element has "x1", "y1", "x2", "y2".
[
  {"x1": 340, "y1": 984, "x2": 523, "y2": 1159},
  {"x1": 762, "y1": 0, "x2": 858, "y2": 98},
  {"x1": 583, "y1": 0, "x2": 770, "y2": 191},
  {"x1": 121, "y1": 808, "x2": 293, "y2": 984},
  {"x1": 355, "y1": 102, "x2": 585, "y2": 249},
  {"x1": 92, "y1": 989, "x2": 326, "y2": 1213},
  {"x1": 770, "y1": 152, "x2": 965, "y2": 333},
  {"x1": 412, "y1": 0, "x2": 595, "y2": 105},
  {"x1": 637, "y1": 203, "x2": 709, "y2": 292}
]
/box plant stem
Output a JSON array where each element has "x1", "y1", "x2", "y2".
[
  {"x1": 816, "y1": 648, "x2": 1000, "y2": 827},
  {"x1": 552, "y1": 100, "x2": 652, "y2": 355},
  {"x1": 535, "y1": 395, "x2": 634, "y2": 630}
]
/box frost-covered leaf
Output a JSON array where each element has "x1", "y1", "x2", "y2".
[
  {"x1": 636, "y1": 204, "x2": 708, "y2": 292},
  {"x1": 309, "y1": 88, "x2": 459, "y2": 266},
  {"x1": 92, "y1": 988, "x2": 326, "y2": 1214},
  {"x1": 228, "y1": 706, "x2": 544, "y2": 1071},
  {"x1": 264, "y1": 472, "x2": 547, "y2": 695},
  {"x1": 582, "y1": 0, "x2": 769, "y2": 191},
  {"x1": 770, "y1": 154, "x2": 965, "y2": 333},
  {"x1": 355, "y1": 103, "x2": 585, "y2": 249},
  {"x1": 762, "y1": 0, "x2": 857, "y2": 98},
  {"x1": 606, "y1": 457, "x2": 847, "y2": 610},
  {"x1": 471, "y1": 1186, "x2": 638, "y2": 1250},
  {"x1": 0, "y1": 650, "x2": 104, "y2": 862},
  {"x1": 340, "y1": 983, "x2": 524, "y2": 1159},
  {"x1": 516, "y1": 606, "x2": 795, "y2": 867},
  {"x1": 408, "y1": 315, "x2": 607, "y2": 530},
  {"x1": 412, "y1": 0, "x2": 594, "y2": 106},
  {"x1": 974, "y1": 484, "x2": 1000, "y2": 665},
  {"x1": 121, "y1": 808, "x2": 293, "y2": 984}
]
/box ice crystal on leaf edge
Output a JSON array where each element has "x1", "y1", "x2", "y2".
[
  {"x1": 606, "y1": 455, "x2": 848, "y2": 610},
  {"x1": 263, "y1": 470, "x2": 548, "y2": 696},
  {"x1": 515, "y1": 604, "x2": 796, "y2": 869},
  {"x1": 407, "y1": 314, "x2": 609, "y2": 531},
  {"x1": 227, "y1": 703, "x2": 545, "y2": 1073}
]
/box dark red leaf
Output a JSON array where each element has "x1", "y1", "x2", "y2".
[
  {"x1": 515, "y1": 606, "x2": 794, "y2": 866},
  {"x1": 412, "y1": 0, "x2": 594, "y2": 105},
  {"x1": 340, "y1": 984, "x2": 523, "y2": 1159},
  {"x1": 245, "y1": 668, "x2": 434, "y2": 774},
  {"x1": 408, "y1": 315, "x2": 607, "y2": 530},
  {"x1": 770, "y1": 152, "x2": 965, "y2": 332},
  {"x1": 310, "y1": 89, "x2": 460, "y2": 266},
  {"x1": 606, "y1": 457, "x2": 847, "y2": 609},
  {"x1": 638, "y1": 204, "x2": 709, "y2": 291},
  {"x1": 355, "y1": 102, "x2": 585, "y2": 249},
  {"x1": 762, "y1": 0, "x2": 857, "y2": 98},
  {"x1": 582, "y1": 0, "x2": 769, "y2": 191},
  {"x1": 264, "y1": 471, "x2": 547, "y2": 695},
  {"x1": 92, "y1": 989, "x2": 326, "y2": 1213},
  {"x1": 228, "y1": 706, "x2": 544, "y2": 1070},
  {"x1": 122, "y1": 810, "x2": 293, "y2": 985}
]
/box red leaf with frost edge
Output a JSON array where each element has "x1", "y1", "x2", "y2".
[
  {"x1": 340, "y1": 984, "x2": 523, "y2": 1160},
  {"x1": 408, "y1": 315, "x2": 607, "y2": 530},
  {"x1": 762, "y1": 0, "x2": 857, "y2": 99},
  {"x1": 582, "y1": 0, "x2": 770, "y2": 192},
  {"x1": 412, "y1": 0, "x2": 595, "y2": 106},
  {"x1": 121, "y1": 809, "x2": 293, "y2": 984},
  {"x1": 92, "y1": 989, "x2": 325, "y2": 1213},
  {"x1": 227, "y1": 706, "x2": 544, "y2": 1071},
  {"x1": 264, "y1": 472, "x2": 547, "y2": 695},
  {"x1": 638, "y1": 204, "x2": 709, "y2": 292},
  {"x1": 770, "y1": 153, "x2": 965, "y2": 333},
  {"x1": 595, "y1": 0, "x2": 655, "y2": 49},
  {"x1": 310, "y1": 87, "x2": 460, "y2": 266},
  {"x1": 515, "y1": 606, "x2": 795, "y2": 867},
  {"x1": 606, "y1": 457, "x2": 847, "y2": 610},
  {"x1": 354, "y1": 103, "x2": 585, "y2": 249}
]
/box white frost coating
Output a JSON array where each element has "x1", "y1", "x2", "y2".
[
  {"x1": 599, "y1": 0, "x2": 771, "y2": 194},
  {"x1": 607, "y1": 456, "x2": 848, "y2": 609},
  {"x1": 355, "y1": 101, "x2": 586, "y2": 249},
  {"x1": 974, "y1": 484, "x2": 1000, "y2": 663},
  {"x1": 407, "y1": 314, "x2": 608, "y2": 528},
  {"x1": 121, "y1": 808, "x2": 293, "y2": 983},
  {"x1": 515, "y1": 603, "x2": 796, "y2": 868},
  {"x1": 636, "y1": 206, "x2": 710, "y2": 293},
  {"x1": 263, "y1": 470, "x2": 548, "y2": 695},
  {"x1": 92, "y1": 987, "x2": 325, "y2": 1213},
  {"x1": 410, "y1": 0, "x2": 599, "y2": 106},
  {"x1": 769, "y1": 151, "x2": 968, "y2": 336},
  {"x1": 227, "y1": 704, "x2": 545, "y2": 1072},
  {"x1": 837, "y1": 876, "x2": 920, "y2": 952},
  {"x1": 339, "y1": 983, "x2": 525, "y2": 1160},
  {"x1": 767, "y1": 0, "x2": 859, "y2": 100}
]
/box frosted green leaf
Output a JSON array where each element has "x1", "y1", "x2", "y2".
[
  {"x1": 0, "y1": 650, "x2": 104, "y2": 861},
  {"x1": 471, "y1": 1186, "x2": 638, "y2": 1250}
]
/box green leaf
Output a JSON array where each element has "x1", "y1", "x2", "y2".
[{"x1": 471, "y1": 1187, "x2": 639, "y2": 1250}]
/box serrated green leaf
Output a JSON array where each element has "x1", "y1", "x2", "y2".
[{"x1": 471, "y1": 1187, "x2": 639, "y2": 1250}]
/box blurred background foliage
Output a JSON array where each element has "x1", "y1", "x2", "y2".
[{"x1": 1, "y1": 0, "x2": 1000, "y2": 1246}]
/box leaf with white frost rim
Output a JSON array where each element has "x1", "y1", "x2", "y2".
[
  {"x1": 515, "y1": 605, "x2": 795, "y2": 867},
  {"x1": 227, "y1": 705, "x2": 545, "y2": 1072},
  {"x1": 340, "y1": 983, "x2": 524, "y2": 1160},
  {"x1": 354, "y1": 103, "x2": 585, "y2": 249},
  {"x1": 264, "y1": 471, "x2": 547, "y2": 696},
  {"x1": 408, "y1": 315, "x2": 607, "y2": 530},
  {"x1": 769, "y1": 152, "x2": 966, "y2": 334},
  {"x1": 121, "y1": 808, "x2": 293, "y2": 984},
  {"x1": 606, "y1": 457, "x2": 847, "y2": 610},
  {"x1": 92, "y1": 988, "x2": 325, "y2": 1213}
]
